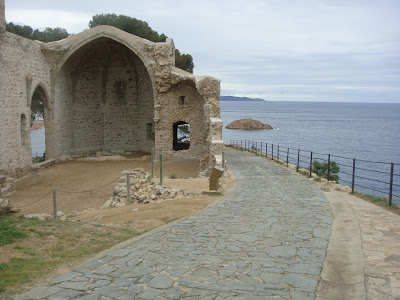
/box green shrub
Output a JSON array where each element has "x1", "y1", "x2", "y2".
[{"x1": 313, "y1": 161, "x2": 339, "y2": 182}]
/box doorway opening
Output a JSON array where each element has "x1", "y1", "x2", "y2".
[{"x1": 30, "y1": 86, "x2": 47, "y2": 163}]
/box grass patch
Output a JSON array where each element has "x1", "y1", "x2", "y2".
[
  {"x1": 169, "y1": 174, "x2": 176, "y2": 179},
  {"x1": 298, "y1": 170, "x2": 310, "y2": 177},
  {"x1": 0, "y1": 216, "x2": 27, "y2": 246},
  {"x1": 353, "y1": 191, "x2": 399, "y2": 215},
  {"x1": 314, "y1": 177, "x2": 322, "y2": 182},
  {"x1": 0, "y1": 215, "x2": 138, "y2": 297},
  {"x1": 202, "y1": 191, "x2": 222, "y2": 196},
  {"x1": 166, "y1": 217, "x2": 180, "y2": 223}
]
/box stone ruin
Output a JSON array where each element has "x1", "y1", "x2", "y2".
[
  {"x1": 101, "y1": 168, "x2": 183, "y2": 208},
  {"x1": 0, "y1": 0, "x2": 224, "y2": 179}
]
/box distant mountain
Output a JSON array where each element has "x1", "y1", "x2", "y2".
[{"x1": 220, "y1": 96, "x2": 266, "y2": 102}]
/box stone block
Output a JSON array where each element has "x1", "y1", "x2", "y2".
[{"x1": 209, "y1": 166, "x2": 224, "y2": 191}]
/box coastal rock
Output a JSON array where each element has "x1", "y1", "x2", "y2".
[{"x1": 225, "y1": 118, "x2": 272, "y2": 130}]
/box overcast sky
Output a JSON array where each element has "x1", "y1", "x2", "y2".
[{"x1": 5, "y1": 0, "x2": 400, "y2": 103}]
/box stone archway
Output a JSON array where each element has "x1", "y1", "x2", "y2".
[{"x1": 53, "y1": 37, "x2": 155, "y2": 157}]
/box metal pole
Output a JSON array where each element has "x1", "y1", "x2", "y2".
[
  {"x1": 309, "y1": 152, "x2": 313, "y2": 177},
  {"x1": 260, "y1": 142, "x2": 263, "y2": 156},
  {"x1": 160, "y1": 153, "x2": 163, "y2": 185},
  {"x1": 53, "y1": 190, "x2": 57, "y2": 220},
  {"x1": 286, "y1": 148, "x2": 289, "y2": 167},
  {"x1": 255, "y1": 142, "x2": 258, "y2": 155},
  {"x1": 245, "y1": 140, "x2": 247, "y2": 151},
  {"x1": 151, "y1": 147, "x2": 154, "y2": 178},
  {"x1": 389, "y1": 163, "x2": 394, "y2": 206},
  {"x1": 327, "y1": 154, "x2": 331, "y2": 181},
  {"x1": 352, "y1": 159, "x2": 356, "y2": 194},
  {"x1": 266, "y1": 143, "x2": 268, "y2": 158},
  {"x1": 126, "y1": 173, "x2": 131, "y2": 205},
  {"x1": 272, "y1": 144, "x2": 274, "y2": 160},
  {"x1": 297, "y1": 149, "x2": 300, "y2": 172},
  {"x1": 241, "y1": 140, "x2": 243, "y2": 150},
  {"x1": 277, "y1": 145, "x2": 280, "y2": 162}
]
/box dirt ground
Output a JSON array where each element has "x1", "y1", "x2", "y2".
[{"x1": 8, "y1": 153, "x2": 236, "y2": 232}]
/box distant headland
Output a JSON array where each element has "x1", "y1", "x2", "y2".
[{"x1": 220, "y1": 96, "x2": 266, "y2": 102}]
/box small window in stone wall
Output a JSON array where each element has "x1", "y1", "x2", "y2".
[
  {"x1": 173, "y1": 121, "x2": 190, "y2": 151},
  {"x1": 20, "y1": 114, "x2": 28, "y2": 146},
  {"x1": 146, "y1": 123, "x2": 153, "y2": 139},
  {"x1": 114, "y1": 80, "x2": 127, "y2": 105},
  {"x1": 179, "y1": 96, "x2": 185, "y2": 105}
]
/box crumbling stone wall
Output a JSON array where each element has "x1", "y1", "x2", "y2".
[
  {"x1": 0, "y1": 1, "x2": 223, "y2": 178},
  {"x1": 156, "y1": 81, "x2": 208, "y2": 160},
  {"x1": 0, "y1": 32, "x2": 51, "y2": 177}
]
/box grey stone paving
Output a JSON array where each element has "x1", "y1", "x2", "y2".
[{"x1": 15, "y1": 150, "x2": 332, "y2": 300}]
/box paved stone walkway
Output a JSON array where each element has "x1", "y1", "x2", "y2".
[{"x1": 15, "y1": 150, "x2": 332, "y2": 300}]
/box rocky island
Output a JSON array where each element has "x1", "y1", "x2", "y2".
[{"x1": 225, "y1": 118, "x2": 273, "y2": 130}]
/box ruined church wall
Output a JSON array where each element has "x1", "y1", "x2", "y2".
[
  {"x1": 155, "y1": 82, "x2": 208, "y2": 161},
  {"x1": 53, "y1": 39, "x2": 154, "y2": 156},
  {"x1": 0, "y1": 33, "x2": 51, "y2": 176}
]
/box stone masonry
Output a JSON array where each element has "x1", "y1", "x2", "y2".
[{"x1": 0, "y1": 0, "x2": 223, "y2": 178}]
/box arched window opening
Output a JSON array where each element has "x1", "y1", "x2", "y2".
[
  {"x1": 30, "y1": 86, "x2": 47, "y2": 162},
  {"x1": 173, "y1": 121, "x2": 190, "y2": 151}
]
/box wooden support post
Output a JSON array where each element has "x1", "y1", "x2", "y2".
[
  {"x1": 160, "y1": 153, "x2": 163, "y2": 185},
  {"x1": 53, "y1": 190, "x2": 57, "y2": 220},
  {"x1": 151, "y1": 147, "x2": 154, "y2": 178},
  {"x1": 126, "y1": 173, "x2": 131, "y2": 205}
]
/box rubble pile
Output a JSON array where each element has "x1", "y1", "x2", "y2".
[{"x1": 101, "y1": 168, "x2": 182, "y2": 208}]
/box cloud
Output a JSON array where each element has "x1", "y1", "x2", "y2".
[
  {"x1": 5, "y1": 0, "x2": 400, "y2": 102},
  {"x1": 6, "y1": 9, "x2": 91, "y2": 33}
]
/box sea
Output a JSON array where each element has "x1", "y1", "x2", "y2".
[
  {"x1": 221, "y1": 101, "x2": 400, "y2": 205},
  {"x1": 31, "y1": 101, "x2": 400, "y2": 205}
]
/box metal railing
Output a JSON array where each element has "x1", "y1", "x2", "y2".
[{"x1": 230, "y1": 140, "x2": 399, "y2": 206}]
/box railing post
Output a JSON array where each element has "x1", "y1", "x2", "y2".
[
  {"x1": 277, "y1": 145, "x2": 280, "y2": 163},
  {"x1": 327, "y1": 154, "x2": 331, "y2": 181},
  {"x1": 389, "y1": 163, "x2": 394, "y2": 206},
  {"x1": 309, "y1": 152, "x2": 313, "y2": 177},
  {"x1": 297, "y1": 149, "x2": 300, "y2": 172},
  {"x1": 286, "y1": 148, "x2": 289, "y2": 167},
  {"x1": 351, "y1": 159, "x2": 356, "y2": 194},
  {"x1": 255, "y1": 142, "x2": 258, "y2": 155},
  {"x1": 260, "y1": 142, "x2": 263, "y2": 156},
  {"x1": 244, "y1": 140, "x2": 246, "y2": 151},
  {"x1": 241, "y1": 140, "x2": 243, "y2": 150}
]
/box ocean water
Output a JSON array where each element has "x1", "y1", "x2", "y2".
[
  {"x1": 31, "y1": 128, "x2": 45, "y2": 157},
  {"x1": 221, "y1": 101, "x2": 400, "y2": 205},
  {"x1": 30, "y1": 101, "x2": 400, "y2": 204}
]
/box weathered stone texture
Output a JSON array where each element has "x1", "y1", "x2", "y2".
[
  {"x1": 0, "y1": 32, "x2": 51, "y2": 177},
  {"x1": 0, "y1": 5, "x2": 222, "y2": 177},
  {"x1": 0, "y1": 0, "x2": 4, "y2": 34}
]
